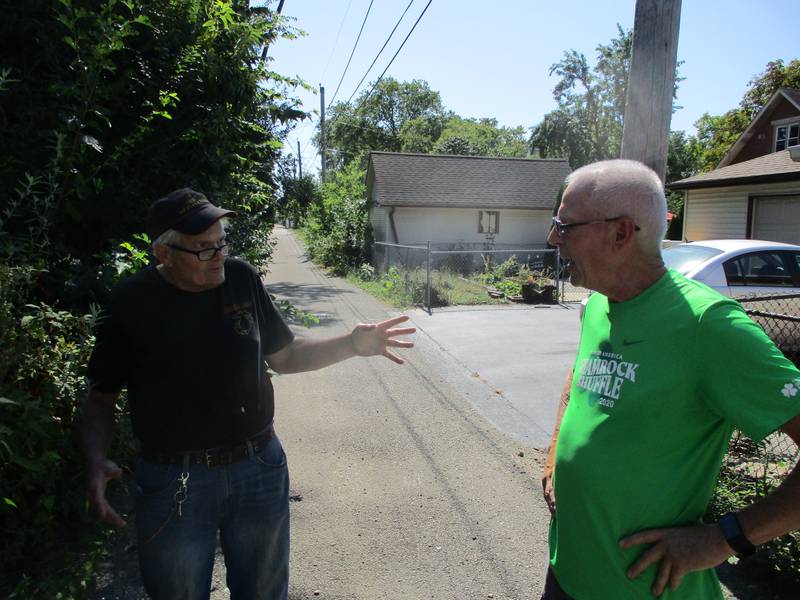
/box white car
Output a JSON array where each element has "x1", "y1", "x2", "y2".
[
  {"x1": 661, "y1": 239, "x2": 800, "y2": 298},
  {"x1": 579, "y1": 239, "x2": 800, "y2": 318}
]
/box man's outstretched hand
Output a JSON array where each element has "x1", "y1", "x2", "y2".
[{"x1": 350, "y1": 315, "x2": 415, "y2": 364}]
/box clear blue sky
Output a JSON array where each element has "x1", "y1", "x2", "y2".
[{"x1": 268, "y1": 0, "x2": 799, "y2": 174}]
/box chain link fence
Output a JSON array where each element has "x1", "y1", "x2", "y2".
[
  {"x1": 709, "y1": 293, "x2": 800, "y2": 584},
  {"x1": 739, "y1": 293, "x2": 800, "y2": 368},
  {"x1": 556, "y1": 266, "x2": 591, "y2": 303},
  {"x1": 371, "y1": 241, "x2": 800, "y2": 577},
  {"x1": 372, "y1": 241, "x2": 560, "y2": 313},
  {"x1": 732, "y1": 293, "x2": 800, "y2": 476}
]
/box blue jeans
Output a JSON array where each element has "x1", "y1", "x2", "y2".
[{"x1": 134, "y1": 435, "x2": 290, "y2": 600}]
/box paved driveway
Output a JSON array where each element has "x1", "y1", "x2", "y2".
[{"x1": 407, "y1": 304, "x2": 582, "y2": 448}]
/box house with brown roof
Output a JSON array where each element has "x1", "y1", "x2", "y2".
[
  {"x1": 366, "y1": 152, "x2": 570, "y2": 249},
  {"x1": 670, "y1": 88, "x2": 800, "y2": 244}
]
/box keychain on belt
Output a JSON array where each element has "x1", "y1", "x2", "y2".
[
  {"x1": 175, "y1": 454, "x2": 191, "y2": 518},
  {"x1": 174, "y1": 471, "x2": 189, "y2": 517}
]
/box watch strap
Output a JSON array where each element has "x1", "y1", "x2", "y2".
[{"x1": 718, "y1": 512, "x2": 756, "y2": 557}]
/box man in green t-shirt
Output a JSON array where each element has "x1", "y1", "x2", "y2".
[{"x1": 540, "y1": 160, "x2": 800, "y2": 599}]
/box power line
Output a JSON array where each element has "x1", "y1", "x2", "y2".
[
  {"x1": 345, "y1": 0, "x2": 415, "y2": 105},
  {"x1": 327, "y1": 0, "x2": 374, "y2": 108},
  {"x1": 297, "y1": 0, "x2": 434, "y2": 172},
  {"x1": 359, "y1": 0, "x2": 433, "y2": 107},
  {"x1": 320, "y1": 0, "x2": 354, "y2": 83}
]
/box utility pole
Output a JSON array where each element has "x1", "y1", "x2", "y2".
[
  {"x1": 620, "y1": 0, "x2": 681, "y2": 182},
  {"x1": 320, "y1": 85, "x2": 327, "y2": 183},
  {"x1": 297, "y1": 140, "x2": 302, "y2": 178},
  {"x1": 259, "y1": 0, "x2": 284, "y2": 62}
]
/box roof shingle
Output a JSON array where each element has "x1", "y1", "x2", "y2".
[
  {"x1": 669, "y1": 149, "x2": 800, "y2": 190},
  {"x1": 367, "y1": 151, "x2": 570, "y2": 209}
]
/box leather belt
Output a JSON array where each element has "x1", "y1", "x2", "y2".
[{"x1": 141, "y1": 425, "x2": 275, "y2": 468}]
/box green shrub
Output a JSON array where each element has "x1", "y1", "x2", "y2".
[
  {"x1": 304, "y1": 163, "x2": 370, "y2": 274},
  {"x1": 707, "y1": 432, "x2": 800, "y2": 588},
  {"x1": 494, "y1": 279, "x2": 522, "y2": 297},
  {"x1": 0, "y1": 0, "x2": 306, "y2": 594},
  {"x1": 474, "y1": 255, "x2": 522, "y2": 286},
  {"x1": 0, "y1": 267, "x2": 100, "y2": 597}
]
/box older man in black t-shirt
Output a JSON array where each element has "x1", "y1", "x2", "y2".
[{"x1": 82, "y1": 188, "x2": 415, "y2": 600}]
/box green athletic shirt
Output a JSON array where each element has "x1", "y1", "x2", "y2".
[{"x1": 550, "y1": 269, "x2": 800, "y2": 599}]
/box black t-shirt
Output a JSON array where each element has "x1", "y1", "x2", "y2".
[{"x1": 87, "y1": 257, "x2": 294, "y2": 451}]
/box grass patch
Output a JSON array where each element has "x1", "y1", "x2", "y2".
[{"x1": 347, "y1": 265, "x2": 508, "y2": 309}]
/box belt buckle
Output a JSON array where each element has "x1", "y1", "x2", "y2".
[{"x1": 204, "y1": 449, "x2": 213, "y2": 468}]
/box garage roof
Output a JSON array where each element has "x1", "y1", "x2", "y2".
[
  {"x1": 668, "y1": 148, "x2": 800, "y2": 191},
  {"x1": 367, "y1": 151, "x2": 570, "y2": 209}
]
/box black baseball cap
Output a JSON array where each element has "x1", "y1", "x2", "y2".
[{"x1": 146, "y1": 188, "x2": 235, "y2": 240}]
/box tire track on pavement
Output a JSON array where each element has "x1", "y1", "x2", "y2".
[{"x1": 274, "y1": 230, "x2": 546, "y2": 598}]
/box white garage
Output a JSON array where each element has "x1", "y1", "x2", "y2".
[
  {"x1": 366, "y1": 151, "x2": 570, "y2": 248},
  {"x1": 752, "y1": 195, "x2": 800, "y2": 244},
  {"x1": 670, "y1": 149, "x2": 800, "y2": 243}
]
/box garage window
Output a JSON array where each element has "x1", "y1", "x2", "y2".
[
  {"x1": 723, "y1": 251, "x2": 799, "y2": 287},
  {"x1": 478, "y1": 210, "x2": 499, "y2": 234}
]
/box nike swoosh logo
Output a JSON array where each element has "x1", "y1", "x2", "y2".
[{"x1": 623, "y1": 339, "x2": 645, "y2": 346}]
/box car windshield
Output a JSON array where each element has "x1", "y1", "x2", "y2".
[{"x1": 662, "y1": 244, "x2": 723, "y2": 275}]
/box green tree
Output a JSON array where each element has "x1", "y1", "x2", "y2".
[
  {"x1": 275, "y1": 154, "x2": 320, "y2": 226},
  {"x1": 321, "y1": 77, "x2": 446, "y2": 168},
  {"x1": 692, "y1": 59, "x2": 800, "y2": 172},
  {"x1": 741, "y1": 59, "x2": 800, "y2": 117},
  {"x1": 304, "y1": 161, "x2": 369, "y2": 274},
  {"x1": 398, "y1": 114, "x2": 448, "y2": 153},
  {"x1": 529, "y1": 26, "x2": 632, "y2": 168},
  {"x1": 0, "y1": 1, "x2": 307, "y2": 594},
  {"x1": 1, "y1": 0, "x2": 306, "y2": 278},
  {"x1": 664, "y1": 130, "x2": 702, "y2": 238},
  {"x1": 433, "y1": 116, "x2": 528, "y2": 157}
]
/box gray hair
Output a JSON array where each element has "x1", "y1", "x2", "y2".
[
  {"x1": 151, "y1": 218, "x2": 230, "y2": 251},
  {"x1": 565, "y1": 159, "x2": 667, "y2": 256},
  {"x1": 152, "y1": 228, "x2": 184, "y2": 250}
]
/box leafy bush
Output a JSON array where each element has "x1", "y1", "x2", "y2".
[
  {"x1": 2, "y1": 0, "x2": 305, "y2": 288},
  {"x1": 303, "y1": 163, "x2": 370, "y2": 274},
  {"x1": 474, "y1": 255, "x2": 523, "y2": 286},
  {"x1": 356, "y1": 262, "x2": 376, "y2": 281},
  {"x1": 348, "y1": 266, "x2": 426, "y2": 308},
  {"x1": 494, "y1": 278, "x2": 522, "y2": 297},
  {"x1": 275, "y1": 299, "x2": 320, "y2": 328},
  {"x1": 706, "y1": 433, "x2": 800, "y2": 588},
  {"x1": 0, "y1": 1, "x2": 307, "y2": 595},
  {"x1": 226, "y1": 210, "x2": 278, "y2": 271},
  {"x1": 0, "y1": 268, "x2": 99, "y2": 597}
]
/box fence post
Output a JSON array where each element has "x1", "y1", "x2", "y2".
[{"x1": 426, "y1": 241, "x2": 432, "y2": 315}]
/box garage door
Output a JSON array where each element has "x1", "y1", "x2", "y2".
[{"x1": 752, "y1": 195, "x2": 800, "y2": 244}]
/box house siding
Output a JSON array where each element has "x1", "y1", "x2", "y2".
[
  {"x1": 683, "y1": 181, "x2": 800, "y2": 241},
  {"x1": 732, "y1": 98, "x2": 800, "y2": 165},
  {"x1": 391, "y1": 207, "x2": 551, "y2": 246}
]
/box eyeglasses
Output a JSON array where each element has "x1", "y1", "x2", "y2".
[
  {"x1": 167, "y1": 242, "x2": 229, "y2": 261},
  {"x1": 550, "y1": 216, "x2": 640, "y2": 237}
]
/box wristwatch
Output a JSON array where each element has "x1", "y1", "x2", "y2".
[{"x1": 718, "y1": 512, "x2": 756, "y2": 558}]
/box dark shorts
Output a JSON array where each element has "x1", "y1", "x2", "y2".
[{"x1": 540, "y1": 567, "x2": 574, "y2": 600}]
